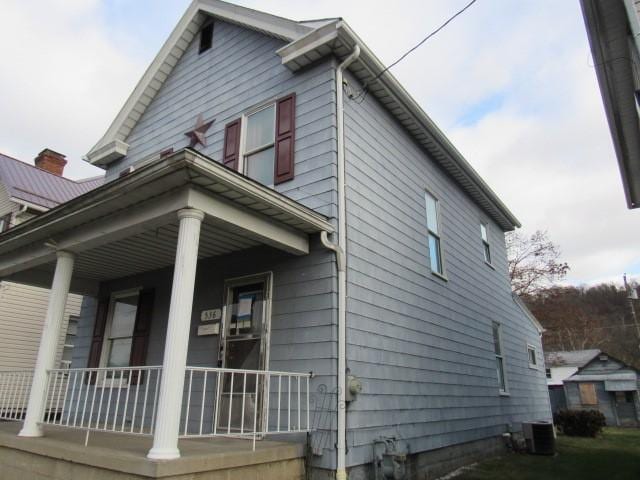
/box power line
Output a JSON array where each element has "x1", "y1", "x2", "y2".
[{"x1": 351, "y1": 0, "x2": 479, "y2": 103}]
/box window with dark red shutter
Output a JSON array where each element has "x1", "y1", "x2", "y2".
[
  {"x1": 274, "y1": 93, "x2": 296, "y2": 184},
  {"x1": 223, "y1": 119, "x2": 241, "y2": 171},
  {"x1": 129, "y1": 288, "x2": 155, "y2": 384},
  {"x1": 86, "y1": 298, "x2": 109, "y2": 384}
]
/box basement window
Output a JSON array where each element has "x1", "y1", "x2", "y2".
[{"x1": 199, "y1": 22, "x2": 214, "y2": 54}]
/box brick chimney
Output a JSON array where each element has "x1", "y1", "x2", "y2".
[{"x1": 34, "y1": 149, "x2": 67, "y2": 176}]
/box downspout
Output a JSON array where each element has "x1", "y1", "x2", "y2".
[{"x1": 321, "y1": 44, "x2": 360, "y2": 480}]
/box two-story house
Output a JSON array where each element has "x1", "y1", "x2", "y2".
[
  {"x1": 0, "y1": 2, "x2": 551, "y2": 479},
  {"x1": 0, "y1": 149, "x2": 101, "y2": 406}
]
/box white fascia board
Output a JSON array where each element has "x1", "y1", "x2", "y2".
[
  {"x1": 0, "y1": 189, "x2": 190, "y2": 277},
  {"x1": 86, "y1": 0, "x2": 202, "y2": 158},
  {"x1": 85, "y1": 139, "x2": 129, "y2": 166},
  {"x1": 186, "y1": 188, "x2": 309, "y2": 255},
  {"x1": 8, "y1": 198, "x2": 48, "y2": 213},
  {"x1": 279, "y1": 21, "x2": 521, "y2": 230},
  {"x1": 86, "y1": 0, "x2": 311, "y2": 164},
  {"x1": 185, "y1": 151, "x2": 334, "y2": 233}
]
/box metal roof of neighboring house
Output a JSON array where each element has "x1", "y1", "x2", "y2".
[
  {"x1": 85, "y1": 0, "x2": 521, "y2": 231},
  {"x1": 544, "y1": 349, "x2": 601, "y2": 368},
  {"x1": 0, "y1": 153, "x2": 104, "y2": 210}
]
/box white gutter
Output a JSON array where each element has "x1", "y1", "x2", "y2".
[{"x1": 321, "y1": 44, "x2": 360, "y2": 480}]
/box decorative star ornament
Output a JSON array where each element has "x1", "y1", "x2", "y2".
[{"x1": 185, "y1": 114, "x2": 215, "y2": 148}]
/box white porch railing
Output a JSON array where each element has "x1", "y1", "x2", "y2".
[
  {"x1": 0, "y1": 370, "x2": 33, "y2": 421},
  {"x1": 181, "y1": 367, "x2": 312, "y2": 439},
  {"x1": 42, "y1": 366, "x2": 162, "y2": 435},
  {"x1": 34, "y1": 366, "x2": 311, "y2": 445}
]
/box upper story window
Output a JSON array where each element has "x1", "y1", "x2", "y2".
[
  {"x1": 492, "y1": 322, "x2": 508, "y2": 394},
  {"x1": 527, "y1": 344, "x2": 538, "y2": 369},
  {"x1": 244, "y1": 104, "x2": 276, "y2": 186},
  {"x1": 480, "y1": 223, "x2": 492, "y2": 265},
  {"x1": 545, "y1": 368, "x2": 552, "y2": 379},
  {"x1": 199, "y1": 22, "x2": 214, "y2": 54},
  {"x1": 0, "y1": 213, "x2": 11, "y2": 232},
  {"x1": 425, "y1": 192, "x2": 444, "y2": 277},
  {"x1": 223, "y1": 94, "x2": 296, "y2": 187}
]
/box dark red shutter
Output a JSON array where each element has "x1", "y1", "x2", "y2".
[
  {"x1": 274, "y1": 93, "x2": 296, "y2": 184},
  {"x1": 223, "y1": 118, "x2": 241, "y2": 171},
  {"x1": 86, "y1": 298, "x2": 109, "y2": 384},
  {"x1": 129, "y1": 288, "x2": 155, "y2": 384}
]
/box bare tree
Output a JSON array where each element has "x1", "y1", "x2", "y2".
[{"x1": 506, "y1": 230, "x2": 569, "y2": 297}]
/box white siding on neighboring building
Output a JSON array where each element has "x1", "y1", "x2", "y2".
[{"x1": 0, "y1": 281, "x2": 82, "y2": 370}]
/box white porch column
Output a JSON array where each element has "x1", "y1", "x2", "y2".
[
  {"x1": 148, "y1": 208, "x2": 204, "y2": 460},
  {"x1": 19, "y1": 250, "x2": 75, "y2": 437}
]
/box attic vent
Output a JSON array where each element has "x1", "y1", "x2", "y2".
[
  {"x1": 599, "y1": 354, "x2": 608, "y2": 362},
  {"x1": 199, "y1": 22, "x2": 214, "y2": 54}
]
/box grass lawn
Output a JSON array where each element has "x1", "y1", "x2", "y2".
[{"x1": 454, "y1": 428, "x2": 640, "y2": 480}]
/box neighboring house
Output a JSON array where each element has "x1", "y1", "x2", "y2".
[
  {"x1": 0, "y1": 2, "x2": 551, "y2": 479},
  {"x1": 580, "y1": 0, "x2": 640, "y2": 208},
  {"x1": 0, "y1": 150, "x2": 102, "y2": 372},
  {"x1": 544, "y1": 349, "x2": 601, "y2": 413},
  {"x1": 565, "y1": 351, "x2": 640, "y2": 427}
]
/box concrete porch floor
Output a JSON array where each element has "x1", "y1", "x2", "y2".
[{"x1": 0, "y1": 421, "x2": 305, "y2": 479}]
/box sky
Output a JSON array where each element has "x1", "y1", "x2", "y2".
[{"x1": 0, "y1": 0, "x2": 638, "y2": 285}]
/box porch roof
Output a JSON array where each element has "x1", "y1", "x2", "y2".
[{"x1": 0, "y1": 149, "x2": 334, "y2": 293}]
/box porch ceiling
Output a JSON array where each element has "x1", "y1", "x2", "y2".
[{"x1": 0, "y1": 149, "x2": 334, "y2": 292}]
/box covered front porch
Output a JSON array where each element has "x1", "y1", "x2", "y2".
[
  {"x1": 0, "y1": 149, "x2": 336, "y2": 470},
  {"x1": 0, "y1": 422, "x2": 304, "y2": 479}
]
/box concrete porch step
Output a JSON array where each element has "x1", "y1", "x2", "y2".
[{"x1": 0, "y1": 421, "x2": 305, "y2": 479}]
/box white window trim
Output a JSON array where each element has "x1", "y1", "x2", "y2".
[
  {"x1": 238, "y1": 99, "x2": 278, "y2": 186},
  {"x1": 493, "y1": 322, "x2": 509, "y2": 395},
  {"x1": 97, "y1": 287, "x2": 143, "y2": 386},
  {"x1": 527, "y1": 344, "x2": 538, "y2": 369},
  {"x1": 424, "y1": 190, "x2": 447, "y2": 280}
]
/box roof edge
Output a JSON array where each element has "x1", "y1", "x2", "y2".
[
  {"x1": 278, "y1": 20, "x2": 521, "y2": 230},
  {"x1": 85, "y1": 0, "x2": 312, "y2": 162}
]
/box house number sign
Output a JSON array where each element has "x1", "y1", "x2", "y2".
[{"x1": 200, "y1": 308, "x2": 221, "y2": 322}]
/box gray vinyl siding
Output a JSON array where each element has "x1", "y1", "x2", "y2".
[
  {"x1": 111, "y1": 19, "x2": 338, "y2": 221},
  {"x1": 0, "y1": 281, "x2": 82, "y2": 370},
  {"x1": 72, "y1": 241, "x2": 337, "y2": 468},
  {"x1": 342, "y1": 70, "x2": 551, "y2": 466}
]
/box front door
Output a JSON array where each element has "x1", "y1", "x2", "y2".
[
  {"x1": 614, "y1": 391, "x2": 638, "y2": 426},
  {"x1": 217, "y1": 273, "x2": 272, "y2": 433}
]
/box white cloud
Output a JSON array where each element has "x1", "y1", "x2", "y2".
[
  {"x1": 0, "y1": 0, "x2": 144, "y2": 179},
  {"x1": 0, "y1": 0, "x2": 637, "y2": 284}
]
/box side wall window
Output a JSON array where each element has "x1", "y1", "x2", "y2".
[
  {"x1": 492, "y1": 322, "x2": 508, "y2": 393},
  {"x1": 425, "y1": 192, "x2": 444, "y2": 276},
  {"x1": 480, "y1": 223, "x2": 491, "y2": 265},
  {"x1": 527, "y1": 344, "x2": 538, "y2": 369}
]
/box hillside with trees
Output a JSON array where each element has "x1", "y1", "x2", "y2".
[{"x1": 507, "y1": 230, "x2": 640, "y2": 368}]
